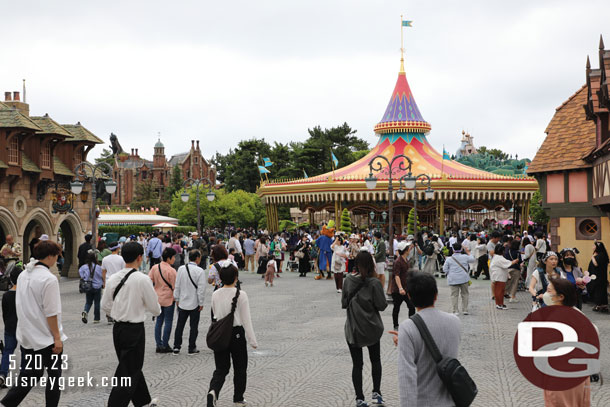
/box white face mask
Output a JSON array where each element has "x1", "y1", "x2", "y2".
[{"x1": 542, "y1": 291, "x2": 556, "y2": 306}]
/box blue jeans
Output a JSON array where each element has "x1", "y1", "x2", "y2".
[
  {"x1": 0, "y1": 333, "x2": 17, "y2": 377},
  {"x1": 155, "y1": 303, "x2": 175, "y2": 349},
  {"x1": 84, "y1": 288, "x2": 102, "y2": 321}
]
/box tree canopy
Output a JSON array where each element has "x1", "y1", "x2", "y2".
[{"x1": 211, "y1": 123, "x2": 370, "y2": 192}]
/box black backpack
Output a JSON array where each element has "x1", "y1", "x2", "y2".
[
  {"x1": 423, "y1": 242, "x2": 435, "y2": 256},
  {"x1": 411, "y1": 313, "x2": 477, "y2": 407}
]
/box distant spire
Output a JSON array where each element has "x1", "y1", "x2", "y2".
[
  {"x1": 586, "y1": 55, "x2": 591, "y2": 70},
  {"x1": 600, "y1": 34, "x2": 605, "y2": 50},
  {"x1": 22, "y1": 79, "x2": 26, "y2": 103}
]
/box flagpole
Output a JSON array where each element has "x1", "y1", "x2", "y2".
[
  {"x1": 441, "y1": 144, "x2": 445, "y2": 178},
  {"x1": 260, "y1": 157, "x2": 269, "y2": 182},
  {"x1": 331, "y1": 149, "x2": 336, "y2": 178}
]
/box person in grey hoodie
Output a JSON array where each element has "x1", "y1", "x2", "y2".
[{"x1": 342, "y1": 250, "x2": 388, "y2": 407}]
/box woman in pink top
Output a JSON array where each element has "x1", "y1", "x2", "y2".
[{"x1": 149, "y1": 247, "x2": 177, "y2": 353}]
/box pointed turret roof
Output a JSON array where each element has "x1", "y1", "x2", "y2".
[{"x1": 374, "y1": 58, "x2": 431, "y2": 134}]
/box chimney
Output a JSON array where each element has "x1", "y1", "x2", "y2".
[
  {"x1": 131, "y1": 148, "x2": 134, "y2": 156},
  {"x1": 191, "y1": 140, "x2": 195, "y2": 149},
  {"x1": 196, "y1": 140, "x2": 200, "y2": 150},
  {"x1": 4, "y1": 92, "x2": 11, "y2": 101},
  {"x1": 135, "y1": 148, "x2": 138, "y2": 156},
  {"x1": 13, "y1": 92, "x2": 20, "y2": 101}
]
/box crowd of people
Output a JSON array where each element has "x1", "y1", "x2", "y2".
[{"x1": 0, "y1": 222, "x2": 606, "y2": 406}]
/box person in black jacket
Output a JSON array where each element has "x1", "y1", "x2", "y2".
[
  {"x1": 342, "y1": 251, "x2": 388, "y2": 407},
  {"x1": 0, "y1": 267, "x2": 22, "y2": 387},
  {"x1": 77, "y1": 234, "x2": 93, "y2": 268}
]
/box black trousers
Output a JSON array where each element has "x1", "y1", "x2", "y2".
[
  {"x1": 475, "y1": 255, "x2": 489, "y2": 278},
  {"x1": 391, "y1": 292, "x2": 415, "y2": 328},
  {"x1": 173, "y1": 307, "x2": 201, "y2": 351},
  {"x1": 347, "y1": 259, "x2": 355, "y2": 274},
  {"x1": 208, "y1": 326, "x2": 248, "y2": 403},
  {"x1": 149, "y1": 257, "x2": 161, "y2": 267},
  {"x1": 1, "y1": 344, "x2": 62, "y2": 407},
  {"x1": 108, "y1": 322, "x2": 151, "y2": 407},
  {"x1": 348, "y1": 341, "x2": 381, "y2": 401}
]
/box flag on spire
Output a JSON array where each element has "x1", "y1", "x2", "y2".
[
  {"x1": 263, "y1": 157, "x2": 273, "y2": 167},
  {"x1": 402, "y1": 20, "x2": 413, "y2": 27},
  {"x1": 258, "y1": 165, "x2": 271, "y2": 174},
  {"x1": 443, "y1": 148, "x2": 450, "y2": 160},
  {"x1": 303, "y1": 169, "x2": 308, "y2": 178},
  {"x1": 331, "y1": 151, "x2": 339, "y2": 168}
]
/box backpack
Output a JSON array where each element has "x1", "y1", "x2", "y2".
[
  {"x1": 411, "y1": 313, "x2": 477, "y2": 407},
  {"x1": 423, "y1": 242, "x2": 435, "y2": 256}
]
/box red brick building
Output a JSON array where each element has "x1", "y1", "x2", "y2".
[{"x1": 112, "y1": 139, "x2": 216, "y2": 205}]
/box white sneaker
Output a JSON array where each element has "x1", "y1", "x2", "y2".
[
  {"x1": 463, "y1": 311, "x2": 469, "y2": 315},
  {"x1": 234, "y1": 400, "x2": 247, "y2": 406},
  {"x1": 207, "y1": 390, "x2": 217, "y2": 407},
  {"x1": 337, "y1": 289, "x2": 342, "y2": 293},
  {"x1": 148, "y1": 398, "x2": 160, "y2": 407},
  {"x1": 509, "y1": 298, "x2": 519, "y2": 303}
]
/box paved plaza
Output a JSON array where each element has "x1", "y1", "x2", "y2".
[{"x1": 0, "y1": 270, "x2": 608, "y2": 407}]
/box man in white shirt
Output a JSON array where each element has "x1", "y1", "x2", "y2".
[
  {"x1": 101, "y1": 242, "x2": 161, "y2": 407},
  {"x1": 173, "y1": 250, "x2": 207, "y2": 355},
  {"x1": 1, "y1": 240, "x2": 66, "y2": 407},
  {"x1": 102, "y1": 242, "x2": 126, "y2": 285}
]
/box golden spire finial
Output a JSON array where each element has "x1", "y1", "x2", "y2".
[{"x1": 400, "y1": 14, "x2": 405, "y2": 73}]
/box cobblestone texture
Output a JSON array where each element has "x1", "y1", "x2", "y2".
[{"x1": 0, "y1": 271, "x2": 608, "y2": 406}]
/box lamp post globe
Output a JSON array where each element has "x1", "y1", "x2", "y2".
[
  {"x1": 104, "y1": 180, "x2": 117, "y2": 195},
  {"x1": 365, "y1": 173, "x2": 377, "y2": 190},
  {"x1": 181, "y1": 192, "x2": 190, "y2": 203},
  {"x1": 425, "y1": 188, "x2": 434, "y2": 200},
  {"x1": 70, "y1": 181, "x2": 83, "y2": 195},
  {"x1": 403, "y1": 175, "x2": 416, "y2": 190},
  {"x1": 396, "y1": 188, "x2": 406, "y2": 200},
  {"x1": 206, "y1": 191, "x2": 216, "y2": 202}
]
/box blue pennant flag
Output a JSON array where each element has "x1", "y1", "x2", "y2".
[
  {"x1": 263, "y1": 157, "x2": 273, "y2": 167},
  {"x1": 443, "y1": 148, "x2": 450, "y2": 160},
  {"x1": 303, "y1": 169, "x2": 308, "y2": 178},
  {"x1": 258, "y1": 165, "x2": 270, "y2": 174},
  {"x1": 402, "y1": 20, "x2": 413, "y2": 27},
  {"x1": 331, "y1": 151, "x2": 339, "y2": 168}
]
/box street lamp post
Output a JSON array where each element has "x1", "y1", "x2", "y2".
[
  {"x1": 70, "y1": 162, "x2": 117, "y2": 245},
  {"x1": 181, "y1": 177, "x2": 216, "y2": 235},
  {"x1": 365, "y1": 154, "x2": 413, "y2": 266},
  {"x1": 396, "y1": 174, "x2": 434, "y2": 236}
]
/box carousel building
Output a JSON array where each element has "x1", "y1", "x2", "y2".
[{"x1": 258, "y1": 55, "x2": 539, "y2": 234}]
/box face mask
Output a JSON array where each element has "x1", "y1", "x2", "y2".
[
  {"x1": 542, "y1": 291, "x2": 555, "y2": 306},
  {"x1": 563, "y1": 258, "x2": 576, "y2": 266}
]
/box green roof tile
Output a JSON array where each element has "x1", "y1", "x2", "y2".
[
  {"x1": 31, "y1": 115, "x2": 72, "y2": 138},
  {"x1": 22, "y1": 152, "x2": 41, "y2": 173},
  {"x1": 62, "y1": 123, "x2": 103, "y2": 144},
  {"x1": 0, "y1": 109, "x2": 42, "y2": 131},
  {"x1": 53, "y1": 156, "x2": 74, "y2": 176}
]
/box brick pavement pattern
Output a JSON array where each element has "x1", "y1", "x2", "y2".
[{"x1": 0, "y1": 271, "x2": 608, "y2": 406}]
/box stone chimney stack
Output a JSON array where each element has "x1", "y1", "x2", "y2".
[
  {"x1": 3, "y1": 90, "x2": 29, "y2": 116},
  {"x1": 13, "y1": 92, "x2": 20, "y2": 101},
  {"x1": 196, "y1": 140, "x2": 200, "y2": 150},
  {"x1": 4, "y1": 92, "x2": 11, "y2": 101}
]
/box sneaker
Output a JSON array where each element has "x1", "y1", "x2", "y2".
[
  {"x1": 337, "y1": 289, "x2": 342, "y2": 293},
  {"x1": 172, "y1": 348, "x2": 180, "y2": 355},
  {"x1": 106, "y1": 315, "x2": 114, "y2": 325},
  {"x1": 159, "y1": 347, "x2": 172, "y2": 354},
  {"x1": 234, "y1": 401, "x2": 248, "y2": 406},
  {"x1": 156, "y1": 347, "x2": 163, "y2": 353},
  {"x1": 501, "y1": 305, "x2": 508, "y2": 309},
  {"x1": 207, "y1": 390, "x2": 217, "y2": 407},
  {"x1": 453, "y1": 312, "x2": 459, "y2": 316},
  {"x1": 265, "y1": 282, "x2": 268, "y2": 287},
  {"x1": 270, "y1": 283, "x2": 273, "y2": 287},
  {"x1": 188, "y1": 348, "x2": 200, "y2": 355},
  {"x1": 81, "y1": 311, "x2": 88, "y2": 324},
  {"x1": 93, "y1": 320, "x2": 100, "y2": 324},
  {"x1": 504, "y1": 294, "x2": 510, "y2": 299},
  {"x1": 495, "y1": 305, "x2": 503, "y2": 310},
  {"x1": 356, "y1": 400, "x2": 370, "y2": 407},
  {"x1": 509, "y1": 298, "x2": 519, "y2": 303},
  {"x1": 372, "y1": 391, "x2": 385, "y2": 406},
  {"x1": 149, "y1": 398, "x2": 160, "y2": 407},
  {"x1": 463, "y1": 311, "x2": 469, "y2": 315}
]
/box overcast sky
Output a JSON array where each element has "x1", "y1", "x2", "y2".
[{"x1": 2, "y1": 0, "x2": 609, "y2": 162}]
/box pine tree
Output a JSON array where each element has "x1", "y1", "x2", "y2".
[
  {"x1": 340, "y1": 208, "x2": 352, "y2": 233},
  {"x1": 407, "y1": 208, "x2": 418, "y2": 235}
]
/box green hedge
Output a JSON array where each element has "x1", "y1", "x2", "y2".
[{"x1": 98, "y1": 225, "x2": 196, "y2": 237}]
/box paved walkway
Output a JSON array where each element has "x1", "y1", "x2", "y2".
[{"x1": 0, "y1": 270, "x2": 608, "y2": 406}]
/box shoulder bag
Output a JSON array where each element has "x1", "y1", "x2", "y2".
[
  {"x1": 411, "y1": 313, "x2": 477, "y2": 407},
  {"x1": 206, "y1": 288, "x2": 240, "y2": 351},
  {"x1": 185, "y1": 264, "x2": 198, "y2": 289},
  {"x1": 79, "y1": 264, "x2": 96, "y2": 294}
]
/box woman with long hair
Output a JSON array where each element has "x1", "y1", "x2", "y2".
[
  {"x1": 79, "y1": 250, "x2": 103, "y2": 324},
  {"x1": 589, "y1": 241, "x2": 609, "y2": 313},
  {"x1": 207, "y1": 263, "x2": 257, "y2": 407},
  {"x1": 529, "y1": 252, "x2": 563, "y2": 309},
  {"x1": 342, "y1": 251, "x2": 388, "y2": 407}
]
